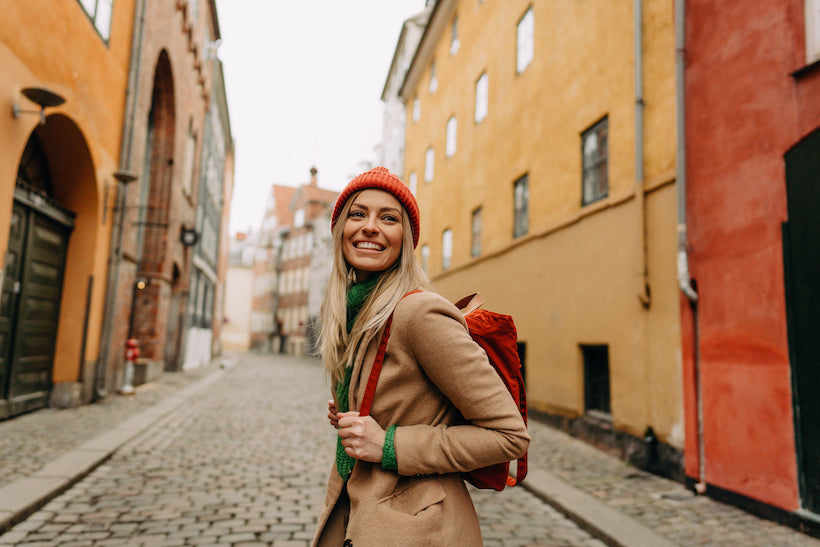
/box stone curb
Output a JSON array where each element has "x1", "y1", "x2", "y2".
[
  {"x1": 0, "y1": 364, "x2": 229, "y2": 535},
  {"x1": 522, "y1": 467, "x2": 678, "y2": 547}
]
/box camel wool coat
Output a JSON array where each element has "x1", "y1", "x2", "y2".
[{"x1": 313, "y1": 290, "x2": 530, "y2": 547}]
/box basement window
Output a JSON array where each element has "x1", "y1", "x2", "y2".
[{"x1": 582, "y1": 344, "x2": 611, "y2": 417}]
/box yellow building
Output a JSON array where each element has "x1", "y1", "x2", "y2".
[
  {"x1": 0, "y1": 1, "x2": 135, "y2": 415},
  {"x1": 401, "y1": 0, "x2": 682, "y2": 473}
]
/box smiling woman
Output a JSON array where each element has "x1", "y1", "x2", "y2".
[
  {"x1": 312, "y1": 166, "x2": 530, "y2": 546},
  {"x1": 342, "y1": 190, "x2": 404, "y2": 281}
]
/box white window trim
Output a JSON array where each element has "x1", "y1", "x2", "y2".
[
  {"x1": 807, "y1": 0, "x2": 820, "y2": 64},
  {"x1": 442, "y1": 229, "x2": 453, "y2": 271},
  {"x1": 425, "y1": 147, "x2": 435, "y2": 182},
  {"x1": 475, "y1": 72, "x2": 488, "y2": 123},
  {"x1": 446, "y1": 117, "x2": 457, "y2": 157},
  {"x1": 517, "y1": 7, "x2": 534, "y2": 74},
  {"x1": 450, "y1": 17, "x2": 460, "y2": 55},
  {"x1": 78, "y1": 0, "x2": 113, "y2": 40}
]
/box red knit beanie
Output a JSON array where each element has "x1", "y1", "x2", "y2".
[{"x1": 331, "y1": 166, "x2": 420, "y2": 248}]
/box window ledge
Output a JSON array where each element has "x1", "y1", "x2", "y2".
[
  {"x1": 791, "y1": 57, "x2": 820, "y2": 80},
  {"x1": 584, "y1": 410, "x2": 614, "y2": 426}
]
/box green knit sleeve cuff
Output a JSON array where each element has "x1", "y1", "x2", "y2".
[{"x1": 382, "y1": 425, "x2": 398, "y2": 471}]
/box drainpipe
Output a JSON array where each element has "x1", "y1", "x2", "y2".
[
  {"x1": 635, "y1": 0, "x2": 651, "y2": 309},
  {"x1": 96, "y1": 0, "x2": 147, "y2": 400},
  {"x1": 674, "y1": 0, "x2": 705, "y2": 494}
]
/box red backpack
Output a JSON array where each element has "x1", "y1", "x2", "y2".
[
  {"x1": 453, "y1": 293, "x2": 528, "y2": 490},
  {"x1": 360, "y1": 292, "x2": 528, "y2": 491}
]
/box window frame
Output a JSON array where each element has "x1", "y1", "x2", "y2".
[
  {"x1": 412, "y1": 97, "x2": 421, "y2": 122},
  {"x1": 516, "y1": 6, "x2": 534, "y2": 74},
  {"x1": 513, "y1": 174, "x2": 529, "y2": 239},
  {"x1": 807, "y1": 0, "x2": 820, "y2": 64},
  {"x1": 408, "y1": 171, "x2": 418, "y2": 195},
  {"x1": 582, "y1": 344, "x2": 612, "y2": 417},
  {"x1": 475, "y1": 72, "x2": 488, "y2": 123},
  {"x1": 471, "y1": 207, "x2": 482, "y2": 257},
  {"x1": 446, "y1": 116, "x2": 457, "y2": 157},
  {"x1": 450, "y1": 15, "x2": 460, "y2": 55},
  {"x1": 581, "y1": 116, "x2": 609, "y2": 206},
  {"x1": 429, "y1": 60, "x2": 438, "y2": 93},
  {"x1": 77, "y1": 0, "x2": 113, "y2": 41},
  {"x1": 442, "y1": 228, "x2": 453, "y2": 271},
  {"x1": 424, "y1": 147, "x2": 435, "y2": 182}
]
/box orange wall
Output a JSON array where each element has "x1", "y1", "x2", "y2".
[{"x1": 0, "y1": 0, "x2": 135, "y2": 386}]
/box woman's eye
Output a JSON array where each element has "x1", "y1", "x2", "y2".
[
  {"x1": 349, "y1": 210, "x2": 365, "y2": 218},
  {"x1": 383, "y1": 215, "x2": 399, "y2": 223}
]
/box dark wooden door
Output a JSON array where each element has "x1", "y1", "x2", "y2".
[
  {"x1": 783, "y1": 127, "x2": 820, "y2": 514},
  {"x1": 0, "y1": 201, "x2": 70, "y2": 417}
]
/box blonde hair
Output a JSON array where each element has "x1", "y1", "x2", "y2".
[{"x1": 319, "y1": 191, "x2": 429, "y2": 384}]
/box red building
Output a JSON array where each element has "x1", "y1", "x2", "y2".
[{"x1": 680, "y1": 0, "x2": 820, "y2": 529}]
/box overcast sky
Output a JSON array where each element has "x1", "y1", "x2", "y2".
[{"x1": 214, "y1": 0, "x2": 426, "y2": 234}]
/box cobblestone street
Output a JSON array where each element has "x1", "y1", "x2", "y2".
[
  {"x1": 0, "y1": 355, "x2": 604, "y2": 546},
  {"x1": 1, "y1": 353, "x2": 819, "y2": 546}
]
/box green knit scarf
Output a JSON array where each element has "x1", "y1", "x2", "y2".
[{"x1": 335, "y1": 275, "x2": 380, "y2": 480}]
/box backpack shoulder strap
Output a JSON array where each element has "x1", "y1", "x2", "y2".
[{"x1": 358, "y1": 290, "x2": 421, "y2": 417}]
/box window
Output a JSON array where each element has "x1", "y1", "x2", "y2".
[
  {"x1": 582, "y1": 117, "x2": 609, "y2": 205},
  {"x1": 807, "y1": 0, "x2": 820, "y2": 63},
  {"x1": 425, "y1": 147, "x2": 435, "y2": 182},
  {"x1": 412, "y1": 97, "x2": 421, "y2": 122},
  {"x1": 77, "y1": 0, "x2": 113, "y2": 40},
  {"x1": 421, "y1": 244, "x2": 430, "y2": 274},
  {"x1": 475, "y1": 72, "x2": 488, "y2": 123},
  {"x1": 429, "y1": 60, "x2": 438, "y2": 93},
  {"x1": 408, "y1": 171, "x2": 418, "y2": 195},
  {"x1": 446, "y1": 117, "x2": 457, "y2": 157},
  {"x1": 471, "y1": 207, "x2": 482, "y2": 257},
  {"x1": 513, "y1": 174, "x2": 529, "y2": 238},
  {"x1": 442, "y1": 229, "x2": 453, "y2": 270},
  {"x1": 516, "y1": 7, "x2": 534, "y2": 73},
  {"x1": 582, "y1": 345, "x2": 611, "y2": 416},
  {"x1": 450, "y1": 16, "x2": 460, "y2": 55}
]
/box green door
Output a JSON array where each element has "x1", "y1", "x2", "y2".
[
  {"x1": 0, "y1": 200, "x2": 71, "y2": 418},
  {"x1": 783, "y1": 127, "x2": 820, "y2": 514}
]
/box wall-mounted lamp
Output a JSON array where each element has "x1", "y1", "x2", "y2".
[
  {"x1": 12, "y1": 87, "x2": 66, "y2": 125},
  {"x1": 113, "y1": 169, "x2": 139, "y2": 185},
  {"x1": 180, "y1": 226, "x2": 199, "y2": 247}
]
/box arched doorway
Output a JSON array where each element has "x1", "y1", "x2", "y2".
[
  {"x1": 0, "y1": 132, "x2": 74, "y2": 417},
  {"x1": 131, "y1": 50, "x2": 179, "y2": 369}
]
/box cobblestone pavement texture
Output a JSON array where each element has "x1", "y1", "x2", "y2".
[
  {"x1": 0, "y1": 354, "x2": 603, "y2": 546},
  {"x1": 0, "y1": 352, "x2": 818, "y2": 546}
]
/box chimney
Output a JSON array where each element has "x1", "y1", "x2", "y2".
[{"x1": 310, "y1": 166, "x2": 318, "y2": 187}]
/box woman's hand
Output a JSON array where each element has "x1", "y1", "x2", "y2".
[
  {"x1": 328, "y1": 399, "x2": 339, "y2": 428},
  {"x1": 337, "y1": 411, "x2": 386, "y2": 463}
]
